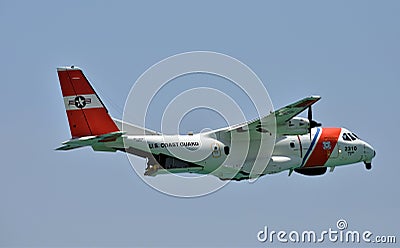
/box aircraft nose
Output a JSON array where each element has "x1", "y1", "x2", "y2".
[
  {"x1": 364, "y1": 142, "x2": 376, "y2": 161},
  {"x1": 363, "y1": 142, "x2": 375, "y2": 170}
]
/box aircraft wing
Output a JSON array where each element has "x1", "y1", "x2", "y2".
[
  {"x1": 273, "y1": 96, "x2": 321, "y2": 124},
  {"x1": 208, "y1": 96, "x2": 321, "y2": 178},
  {"x1": 213, "y1": 96, "x2": 321, "y2": 139},
  {"x1": 55, "y1": 131, "x2": 124, "y2": 151}
]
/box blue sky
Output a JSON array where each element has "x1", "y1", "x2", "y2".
[{"x1": 0, "y1": 1, "x2": 399, "y2": 247}]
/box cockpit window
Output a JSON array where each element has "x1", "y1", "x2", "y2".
[
  {"x1": 348, "y1": 133, "x2": 356, "y2": 141},
  {"x1": 342, "y1": 133, "x2": 352, "y2": 141},
  {"x1": 352, "y1": 133, "x2": 359, "y2": 139},
  {"x1": 343, "y1": 132, "x2": 357, "y2": 141}
]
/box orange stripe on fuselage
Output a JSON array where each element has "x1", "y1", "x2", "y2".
[{"x1": 304, "y1": 127, "x2": 341, "y2": 167}]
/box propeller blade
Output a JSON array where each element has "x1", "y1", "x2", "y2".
[{"x1": 307, "y1": 106, "x2": 322, "y2": 139}]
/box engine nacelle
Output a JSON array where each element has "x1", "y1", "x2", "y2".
[{"x1": 277, "y1": 117, "x2": 309, "y2": 135}]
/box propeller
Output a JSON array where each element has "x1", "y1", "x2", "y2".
[{"x1": 308, "y1": 106, "x2": 322, "y2": 139}]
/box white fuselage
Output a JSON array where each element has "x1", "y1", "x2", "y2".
[{"x1": 107, "y1": 127, "x2": 375, "y2": 180}]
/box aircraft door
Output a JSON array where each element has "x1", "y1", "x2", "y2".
[{"x1": 289, "y1": 139, "x2": 301, "y2": 158}]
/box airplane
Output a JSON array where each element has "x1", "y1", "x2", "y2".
[{"x1": 56, "y1": 66, "x2": 376, "y2": 180}]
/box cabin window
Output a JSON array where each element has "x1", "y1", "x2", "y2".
[
  {"x1": 224, "y1": 146, "x2": 230, "y2": 155},
  {"x1": 213, "y1": 145, "x2": 218, "y2": 151},
  {"x1": 290, "y1": 142, "x2": 295, "y2": 148}
]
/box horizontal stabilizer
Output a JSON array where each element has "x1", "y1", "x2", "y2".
[{"x1": 56, "y1": 131, "x2": 124, "y2": 151}]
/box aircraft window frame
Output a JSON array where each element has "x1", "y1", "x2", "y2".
[
  {"x1": 348, "y1": 133, "x2": 356, "y2": 141},
  {"x1": 342, "y1": 133, "x2": 352, "y2": 141}
]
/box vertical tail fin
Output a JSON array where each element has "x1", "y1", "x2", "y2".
[{"x1": 57, "y1": 66, "x2": 119, "y2": 138}]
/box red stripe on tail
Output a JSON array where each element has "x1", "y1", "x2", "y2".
[{"x1": 57, "y1": 67, "x2": 119, "y2": 138}]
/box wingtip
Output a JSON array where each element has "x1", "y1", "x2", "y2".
[{"x1": 310, "y1": 95, "x2": 321, "y2": 100}]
